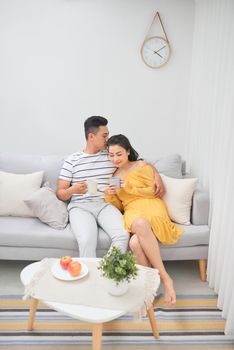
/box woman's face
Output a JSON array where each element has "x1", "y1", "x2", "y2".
[{"x1": 108, "y1": 144, "x2": 129, "y2": 168}]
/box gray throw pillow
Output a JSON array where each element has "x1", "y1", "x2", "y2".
[
  {"x1": 144, "y1": 154, "x2": 183, "y2": 178},
  {"x1": 24, "y1": 186, "x2": 68, "y2": 229}
]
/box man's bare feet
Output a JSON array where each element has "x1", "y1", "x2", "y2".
[{"x1": 162, "y1": 276, "x2": 176, "y2": 305}]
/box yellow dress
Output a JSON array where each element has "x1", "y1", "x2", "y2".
[{"x1": 105, "y1": 165, "x2": 183, "y2": 245}]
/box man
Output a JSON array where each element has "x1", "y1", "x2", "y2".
[{"x1": 57, "y1": 116, "x2": 164, "y2": 257}]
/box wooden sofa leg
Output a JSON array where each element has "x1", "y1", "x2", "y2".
[{"x1": 198, "y1": 259, "x2": 207, "y2": 281}]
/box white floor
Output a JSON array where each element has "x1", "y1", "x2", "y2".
[{"x1": 0, "y1": 259, "x2": 216, "y2": 296}]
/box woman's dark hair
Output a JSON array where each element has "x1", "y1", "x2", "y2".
[
  {"x1": 107, "y1": 134, "x2": 139, "y2": 161},
  {"x1": 84, "y1": 116, "x2": 108, "y2": 140}
]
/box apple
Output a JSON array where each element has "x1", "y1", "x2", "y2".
[
  {"x1": 68, "y1": 261, "x2": 82, "y2": 277},
  {"x1": 60, "y1": 256, "x2": 72, "y2": 269}
]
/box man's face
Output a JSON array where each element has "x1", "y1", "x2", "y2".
[{"x1": 91, "y1": 126, "x2": 109, "y2": 151}]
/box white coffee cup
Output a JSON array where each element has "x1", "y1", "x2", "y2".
[
  {"x1": 87, "y1": 180, "x2": 98, "y2": 195},
  {"x1": 109, "y1": 176, "x2": 121, "y2": 188}
]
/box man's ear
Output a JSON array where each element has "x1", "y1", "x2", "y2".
[{"x1": 88, "y1": 133, "x2": 94, "y2": 141}]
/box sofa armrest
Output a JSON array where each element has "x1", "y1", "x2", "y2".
[{"x1": 191, "y1": 187, "x2": 209, "y2": 225}]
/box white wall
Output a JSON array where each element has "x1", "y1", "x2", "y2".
[{"x1": 0, "y1": 0, "x2": 195, "y2": 158}]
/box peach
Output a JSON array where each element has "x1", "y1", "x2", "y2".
[{"x1": 68, "y1": 261, "x2": 82, "y2": 277}]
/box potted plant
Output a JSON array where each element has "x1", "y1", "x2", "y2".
[{"x1": 98, "y1": 246, "x2": 138, "y2": 296}]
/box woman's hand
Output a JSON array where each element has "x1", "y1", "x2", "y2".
[
  {"x1": 120, "y1": 179, "x2": 128, "y2": 187},
  {"x1": 105, "y1": 185, "x2": 117, "y2": 195}
]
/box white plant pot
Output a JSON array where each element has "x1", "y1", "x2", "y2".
[{"x1": 108, "y1": 280, "x2": 129, "y2": 296}]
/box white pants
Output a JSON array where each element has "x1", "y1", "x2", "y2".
[{"x1": 69, "y1": 200, "x2": 129, "y2": 257}]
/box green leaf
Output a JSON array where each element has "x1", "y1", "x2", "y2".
[{"x1": 98, "y1": 246, "x2": 138, "y2": 284}]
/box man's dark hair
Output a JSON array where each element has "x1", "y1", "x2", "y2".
[{"x1": 84, "y1": 116, "x2": 108, "y2": 140}]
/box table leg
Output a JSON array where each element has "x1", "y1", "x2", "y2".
[
  {"x1": 27, "y1": 297, "x2": 38, "y2": 331},
  {"x1": 147, "y1": 304, "x2": 160, "y2": 339},
  {"x1": 92, "y1": 323, "x2": 103, "y2": 350}
]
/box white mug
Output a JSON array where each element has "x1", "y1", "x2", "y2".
[{"x1": 87, "y1": 180, "x2": 98, "y2": 195}]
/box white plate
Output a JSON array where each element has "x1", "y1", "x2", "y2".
[{"x1": 51, "y1": 259, "x2": 89, "y2": 281}]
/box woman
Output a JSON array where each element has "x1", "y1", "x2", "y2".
[{"x1": 105, "y1": 134, "x2": 183, "y2": 305}]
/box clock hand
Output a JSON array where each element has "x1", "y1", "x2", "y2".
[
  {"x1": 153, "y1": 51, "x2": 163, "y2": 58},
  {"x1": 156, "y1": 45, "x2": 166, "y2": 53}
]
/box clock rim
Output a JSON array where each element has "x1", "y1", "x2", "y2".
[{"x1": 140, "y1": 36, "x2": 171, "y2": 69}]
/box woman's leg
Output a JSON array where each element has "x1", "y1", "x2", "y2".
[
  {"x1": 131, "y1": 218, "x2": 176, "y2": 305},
  {"x1": 129, "y1": 234, "x2": 151, "y2": 267}
]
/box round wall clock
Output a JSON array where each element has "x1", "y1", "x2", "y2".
[
  {"x1": 141, "y1": 12, "x2": 171, "y2": 69},
  {"x1": 141, "y1": 36, "x2": 170, "y2": 68}
]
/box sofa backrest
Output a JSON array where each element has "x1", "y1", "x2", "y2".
[
  {"x1": 0, "y1": 153, "x2": 65, "y2": 190},
  {"x1": 0, "y1": 152, "x2": 185, "y2": 190},
  {"x1": 143, "y1": 154, "x2": 184, "y2": 178}
]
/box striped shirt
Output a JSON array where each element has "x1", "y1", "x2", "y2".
[{"x1": 59, "y1": 150, "x2": 116, "y2": 206}]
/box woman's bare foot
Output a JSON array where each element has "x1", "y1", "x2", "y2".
[{"x1": 162, "y1": 276, "x2": 176, "y2": 305}]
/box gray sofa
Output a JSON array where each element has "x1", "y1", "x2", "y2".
[{"x1": 0, "y1": 152, "x2": 209, "y2": 281}]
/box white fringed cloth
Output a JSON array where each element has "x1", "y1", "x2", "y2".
[{"x1": 23, "y1": 258, "x2": 160, "y2": 316}]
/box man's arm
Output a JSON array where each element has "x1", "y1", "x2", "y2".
[
  {"x1": 147, "y1": 163, "x2": 165, "y2": 198},
  {"x1": 56, "y1": 179, "x2": 87, "y2": 201}
]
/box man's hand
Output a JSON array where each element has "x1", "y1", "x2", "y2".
[
  {"x1": 153, "y1": 175, "x2": 165, "y2": 198},
  {"x1": 56, "y1": 179, "x2": 87, "y2": 201},
  {"x1": 145, "y1": 162, "x2": 165, "y2": 198},
  {"x1": 73, "y1": 181, "x2": 87, "y2": 194}
]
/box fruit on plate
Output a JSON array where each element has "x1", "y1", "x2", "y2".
[
  {"x1": 68, "y1": 261, "x2": 82, "y2": 277},
  {"x1": 60, "y1": 256, "x2": 72, "y2": 269}
]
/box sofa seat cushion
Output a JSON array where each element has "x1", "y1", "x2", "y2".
[
  {"x1": 0, "y1": 217, "x2": 111, "y2": 251},
  {"x1": 159, "y1": 224, "x2": 210, "y2": 248}
]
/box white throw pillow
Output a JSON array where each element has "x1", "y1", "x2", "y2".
[
  {"x1": 160, "y1": 174, "x2": 198, "y2": 225},
  {"x1": 0, "y1": 171, "x2": 44, "y2": 217},
  {"x1": 24, "y1": 186, "x2": 68, "y2": 229}
]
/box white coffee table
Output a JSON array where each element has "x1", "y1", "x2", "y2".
[{"x1": 20, "y1": 259, "x2": 160, "y2": 350}]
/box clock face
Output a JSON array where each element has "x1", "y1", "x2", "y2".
[{"x1": 141, "y1": 36, "x2": 170, "y2": 68}]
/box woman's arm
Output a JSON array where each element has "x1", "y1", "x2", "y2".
[{"x1": 104, "y1": 186, "x2": 124, "y2": 212}]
